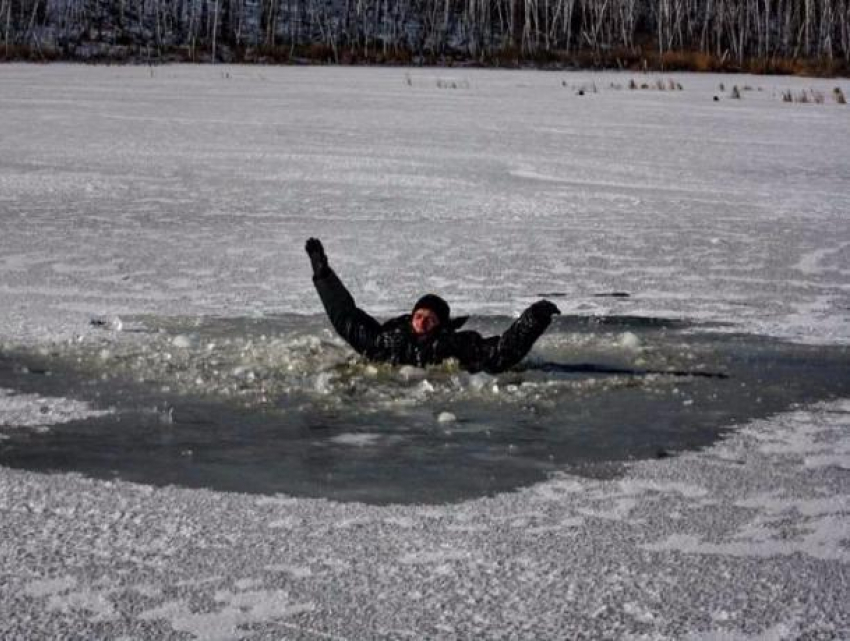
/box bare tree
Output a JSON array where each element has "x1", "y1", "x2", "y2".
[{"x1": 3, "y1": 0, "x2": 848, "y2": 67}]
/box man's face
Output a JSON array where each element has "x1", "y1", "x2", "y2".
[{"x1": 411, "y1": 307, "x2": 441, "y2": 336}]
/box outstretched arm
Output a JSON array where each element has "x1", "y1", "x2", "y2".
[
  {"x1": 306, "y1": 238, "x2": 383, "y2": 357},
  {"x1": 453, "y1": 301, "x2": 560, "y2": 373}
]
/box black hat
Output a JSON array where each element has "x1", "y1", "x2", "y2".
[{"x1": 413, "y1": 294, "x2": 451, "y2": 327}]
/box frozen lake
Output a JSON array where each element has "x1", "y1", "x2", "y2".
[
  {"x1": 1, "y1": 65, "x2": 848, "y2": 343},
  {"x1": 1, "y1": 65, "x2": 849, "y2": 638}
]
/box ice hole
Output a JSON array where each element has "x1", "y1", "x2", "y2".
[{"x1": 1, "y1": 314, "x2": 848, "y2": 504}]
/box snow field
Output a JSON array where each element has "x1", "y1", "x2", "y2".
[{"x1": 0, "y1": 64, "x2": 847, "y2": 345}]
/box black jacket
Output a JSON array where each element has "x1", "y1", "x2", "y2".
[{"x1": 313, "y1": 268, "x2": 553, "y2": 374}]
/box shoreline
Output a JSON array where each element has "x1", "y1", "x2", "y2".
[{"x1": 3, "y1": 48, "x2": 849, "y2": 79}]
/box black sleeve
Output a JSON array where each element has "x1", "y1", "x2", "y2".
[
  {"x1": 312, "y1": 267, "x2": 384, "y2": 357},
  {"x1": 452, "y1": 307, "x2": 553, "y2": 373}
]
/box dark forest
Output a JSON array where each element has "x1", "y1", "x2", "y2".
[{"x1": 3, "y1": 0, "x2": 848, "y2": 73}]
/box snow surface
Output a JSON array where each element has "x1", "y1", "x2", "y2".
[
  {"x1": 0, "y1": 387, "x2": 111, "y2": 429},
  {"x1": 0, "y1": 65, "x2": 847, "y2": 344},
  {"x1": 1, "y1": 64, "x2": 849, "y2": 638}
]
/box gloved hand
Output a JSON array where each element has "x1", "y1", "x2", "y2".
[
  {"x1": 305, "y1": 237, "x2": 329, "y2": 277},
  {"x1": 528, "y1": 299, "x2": 561, "y2": 323}
]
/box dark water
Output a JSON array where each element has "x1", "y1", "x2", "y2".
[{"x1": 0, "y1": 314, "x2": 848, "y2": 504}]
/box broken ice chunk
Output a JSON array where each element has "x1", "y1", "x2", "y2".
[{"x1": 90, "y1": 315, "x2": 123, "y2": 331}]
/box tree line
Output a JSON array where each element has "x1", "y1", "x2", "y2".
[{"x1": 2, "y1": 0, "x2": 848, "y2": 71}]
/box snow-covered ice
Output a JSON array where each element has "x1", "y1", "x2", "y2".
[
  {"x1": 1, "y1": 400, "x2": 848, "y2": 638},
  {"x1": 1, "y1": 64, "x2": 849, "y2": 638},
  {"x1": 1, "y1": 65, "x2": 847, "y2": 344},
  {"x1": 0, "y1": 387, "x2": 111, "y2": 428}
]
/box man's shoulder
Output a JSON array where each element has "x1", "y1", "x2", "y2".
[{"x1": 380, "y1": 314, "x2": 411, "y2": 332}]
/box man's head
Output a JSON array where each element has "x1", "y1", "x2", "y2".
[{"x1": 411, "y1": 294, "x2": 450, "y2": 336}]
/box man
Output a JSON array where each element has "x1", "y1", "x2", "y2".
[{"x1": 306, "y1": 238, "x2": 560, "y2": 374}]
